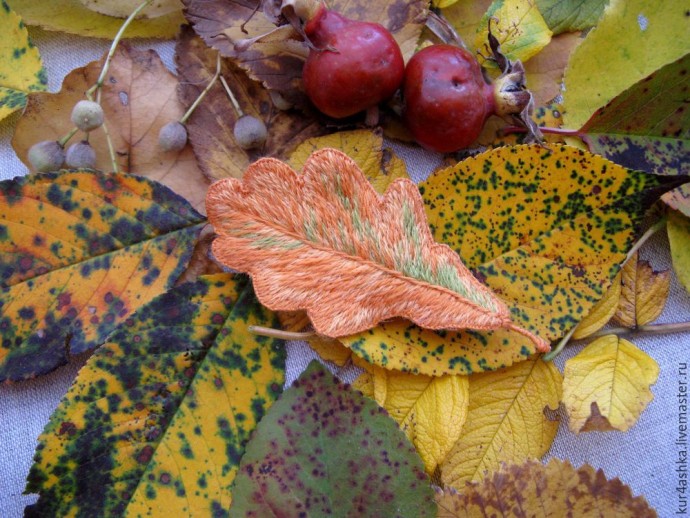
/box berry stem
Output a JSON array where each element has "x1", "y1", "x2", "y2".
[
  {"x1": 86, "y1": 0, "x2": 154, "y2": 103},
  {"x1": 180, "y1": 53, "x2": 223, "y2": 124},
  {"x1": 588, "y1": 321, "x2": 690, "y2": 340},
  {"x1": 57, "y1": 127, "x2": 79, "y2": 147},
  {"x1": 219, "y1": 73, "x2": 244, "y2": 117}
]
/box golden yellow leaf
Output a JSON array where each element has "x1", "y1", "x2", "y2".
[
  {"x1": 0, "y1": 0, "x2": 46, "y2": 121},
  {"x1": 563, "y1": 335, "x2": 659, "y2": 433},
  {"x1": 614, "y1": 252, "x2": 671, "y2": 328},
  {"x1": 435, "y1": 459, "x2": 657, "y2": 517},
  {"x1": 10, "y1": 0, "x2": 184, "y2": 39},
  {"x1": 563, "y1": 0, "x2": 690, "y2": 129},
  {"x1": 354, "y1": 361, "x2": 469, "y2": 475},
  {"x1": 571, "y1": 272, "x2": 622, "y2": 339},
  {"x1": 440, "y1": 357, "x2": 561, "y2": 487},
  {"x1": 78, "y1": 0, "x2": 182, "y2": 18},
  {"x1": 475, "y1": 0, "x2": 553, "y2": 65},
  {"x1": 441, "y1": 0, "x2": 493, "y2": 53},
  {"x1": 288, "y1": 128, "x2": 409, "y2": 193}
]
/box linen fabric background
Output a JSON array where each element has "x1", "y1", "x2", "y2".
[{"x1": 1, "y1": 29, "x2": 688, "y2": 517}]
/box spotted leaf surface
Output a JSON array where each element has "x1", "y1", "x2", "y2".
[
  {"x1": 0, "y1": 0, "x2": 47, "y2": 121},
  {"x1": 343, "y1": 145, "x2": 689, "y2": 376},
  {"x1": 0, "y1": 170, "x2": 205, "y2": 381},
  {"x1": 436, "y1": 459, "x2": 656, "y2": 517},
  {"x1": 579, "y1": 54, "x2": 690, "y2": 216},
  {"x1": 229, "y1": 361, "x2": 436, "y2": 517},
  {"x1": 25, "y1": 274, "x2": 286, "y2": 516},
  {"x1": 206, "y1": 149, "x2": 546, "y2": 347}
]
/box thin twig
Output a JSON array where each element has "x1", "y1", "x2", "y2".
[
  {"x1": 249, "y1": 325, "x2": 317, "y2": 341},
  {"x1": 180, "y1": 53, "x2": 223, "y2": 124},
  {"x1": 588, "y1": 321, "x2": 690, "y2": 340}
]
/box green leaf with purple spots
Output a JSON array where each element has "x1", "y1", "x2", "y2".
[
  {"x1": 229, "y1": 361, "x2": 436, "y2": 517},
  {"x1": 578, "y1": 53, "x2": 690, "y2": 216},
  {"x1": 25, "y1": 273, "x2": 286, "y2": 516},
  {"x1": 0, "y1": 169, "x2": 205, "y2": 382},
  {"x1": 342, "y1": 145, "x2": 690, "y2": 376}
]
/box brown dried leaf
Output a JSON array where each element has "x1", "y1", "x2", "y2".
[
  {"x1": 183, "y1": 0, "x2": 428, "y2": 105},
  {"x1": 614, "y1": 252, "x2": 671, "y2": 328},
  {"x1": 435, "y1": 459, "x2": 657, "y2": 517},
  {"x1": 12, "y1": 44, "x2": 209, "y2": 211},
  {"x1": 175, "y1": 27, "x2": 329, "y2": 181}
]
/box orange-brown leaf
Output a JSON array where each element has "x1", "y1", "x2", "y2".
[{"x1": 206, "y1": 148, "x2": 547, "y2": 346}]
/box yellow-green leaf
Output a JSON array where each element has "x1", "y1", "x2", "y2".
[
  {"x1": 563, "y1": 335, "x2": 659, "y2": 433},
  {"x1": 0, "y1": 0, "x2": 46, "y2": 121},
  {"x1": 0, "y1": 170, "x2": 206, "y2": 381},
  {"x1": 475, "y1": 0, "x2": 553, "y2": 66},
  {"x1": 562, "y1": 0, "x2": 690, "y2": 129},
  {"x1": 571, "y1": 272, "x2": 621, "y2": 339},
  {"x1": 79, "y1": 0, "x2": 181, "y2": 18},
  {"x1": 535, "y1": 0, "x2": 608, "y2": 34},
  {"x1": 613, "y1": 251, "x2": 670, "y2": 328},
  {"x1": 668, "y1": 209, "x2": 690, "y2": 295},
  {"x1": 354, "y1": 361, "x2": 469, "y2": 474},
  {"x1": 288, "y1": 128, "x2": 410, "y2": 193},
  {"x1": 25, "y1": 274, "x2": 286, "y2": 516},
  {"x1": 8, "y1": 0, "x2": 184, "y2": 38},
  {"x1": 342, "y1": 145, "x2": 688, "y2": 376},
  {"x1": 436, "y1": 459, "x2": 657, "y2": 517},
  {"x1": 440, "y1": 357, "x2": 562, "y2": 487}
]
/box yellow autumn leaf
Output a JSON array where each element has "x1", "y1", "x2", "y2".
[
  {"x1": 571, "y1": 272, "x2": 622, "y2": 340},
  {"x1": 354, "y1": 361, "x2": 469, "y2": 475},
  {"x1": 79, "y1": 0, "x2": 182, "y2": 18},
  {"x1": 441, "y1": 0, "x2": 492, "y2": 53},
  {"x1": 288, "y1": 128, "x2": 410, "y2": 193},
  {"x1": 440, "y1": 357, "x2": 561, "y2": 487},
  {"x1": 668, "y1": 210, "x2": 690, "y2": 295},
  {"x1": 0, "y1": 0, "x2": 46, "y2": 121},
  {"x1": 435, "y1": 459, "x2": 657, "y2": 517},
  {"x1": 475, "y1": 0, "x2": 553, "y2": 66},
  {"x1": 563, "y1": 335, "x2": 659, "y2": 433},
  {"x1": 563, "y1": 0, "x2": 690, "y2": 129},
  {"x1": 614, "y1": 252, "x2": 671, "y2": 328},
  {"x1": 9, "y1": 0, "x2": 184, "y2": 39}
]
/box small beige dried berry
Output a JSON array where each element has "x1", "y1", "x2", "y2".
[
  {"x1": 158, "y1": 121, "x2": 188, "y2": 152},
  {"x1": 71, "y1": 100, "x2": 105, "y2": 132},
  {"x1": 233, "y1": 115, "x2": 267, "y2": 150},
  {"x1": 27, "y1": 141, "x2": 65, "y2": 172},
  {"x1": 65, "y1": 141, "x2": 97, "y2": 169}
]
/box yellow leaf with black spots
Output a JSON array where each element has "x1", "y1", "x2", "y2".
[
  {"x1": 342, "y1": 145, "x2": 688, "y2": 376},
  {"x1": 563, "y1": 335, "x2": 659, "y2": 432},
  {"x1": 25, "y1": 274, "x2": 286, "y2": 516},
  {"x1": 0, "y1": 170, "x2": 205, "y2": 381},
  {"x1": 0, "y1": 0, "x2": 46, "y2": 121}
]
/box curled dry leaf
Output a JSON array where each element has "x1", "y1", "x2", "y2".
[
  {"x1": 183, "y1": 0, "x2": 428, "y2": 106},
  {"x1": 206, "y1": 148, "x2": 548, "y2": 346},
  {"x1": 435, "y1": 459, "x2": 657, "y2": 517},
  {"x1": 175, "y1": 26, "x2": 329, "y2": 181},
  {"x1": 613, "y1": 251, "x2": 671, "y2": 328},
  {"x1": 563, "y1": 335, "x2": 659, "y2": 433},
  {"x1": 12, "y1": 44, "x2": 209, "y2": 212}
]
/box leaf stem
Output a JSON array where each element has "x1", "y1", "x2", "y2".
[
  {"x1": 180, "y1": 53, "x2": 223, "y2": 124},
  {"x1": 58, "y1": 127, "x2": 79, "y2": 147},
  {"x1": 86, "y1": 0, "x2": 153, "y2": 102},
  {"x1": 623, "y1": 217, "x2": 667, "y2": 266},
  {"x1": 249, "y1": 325, "x2": 316, "y2": 341},
  {"x1": 588, "y1": 321, "x2": 690, "y2": 340},
  {"x1": 542, "y1": 325, "x2": 577, "y2": 362}
]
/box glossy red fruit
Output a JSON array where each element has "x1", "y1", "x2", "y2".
[
  {"x1": 302, "y1": 6, "x2": 404, "y2": 119},
  {"x1": 402, "y1": 45, "x2": 495, "y2": 153}
]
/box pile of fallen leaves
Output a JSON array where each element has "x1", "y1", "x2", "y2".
[{"x1": 0, "y1": 0, "x2": 688, "y2": 515}]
